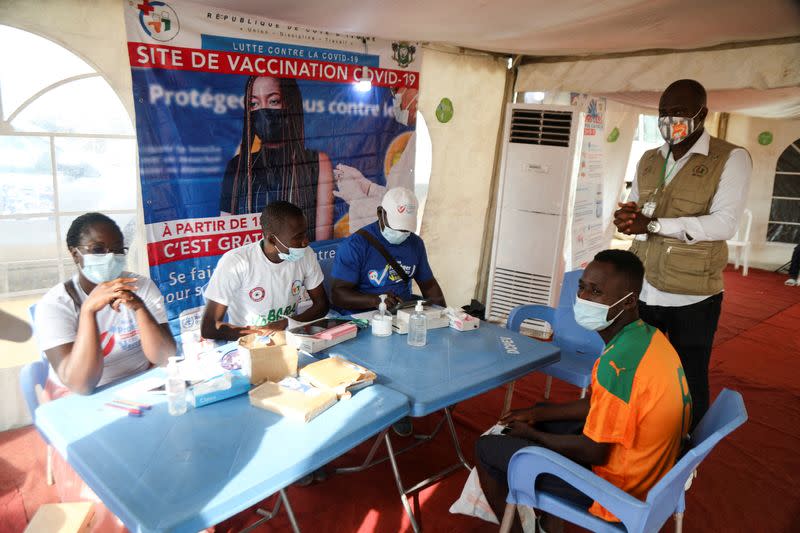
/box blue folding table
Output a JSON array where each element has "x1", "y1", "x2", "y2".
[
  {"x1": 35, "y1": 370, "x2": 409, "y2": 533},
  {"x1": 322, "y1": 321, "x2": 560, "y2": 531}
]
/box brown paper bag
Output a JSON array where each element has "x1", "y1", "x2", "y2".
[
  {"x1": 249, "y1": 378, "x2": 337, "y2": 423},
  {"x1": 238, "y1": 331, "x2": 298, "y2": 384}
]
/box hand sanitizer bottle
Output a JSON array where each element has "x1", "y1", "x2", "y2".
[
  {"x1": 166, "y1": 356, "x2": 187, "y2": 416},
  {"x1": 408, "y1": 300, "x2": 427, "y2": 347},
  {"x1": 371, "y1": 294, "x2": 393, "y2": 337}
]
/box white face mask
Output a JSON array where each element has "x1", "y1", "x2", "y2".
[
  {"x1": 273, "y1": 235, "x2": 306, "y2": 262},
  {"x1": 79, "y1": 251, "x2": 126, "y2": 284},
  {"x1": 573, "y1": 292, "x2": 632, "y2": 332},
  {"x1": 381, "y1": 225, "x2": 410, "y2": 245},
  {"x1": 379, "y1": 213, "x2": 411, "y2": 244},
  {"x1": 658, "y1": 108, "x2": 703, "y2": 145}
]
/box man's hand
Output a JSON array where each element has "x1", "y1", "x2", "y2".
[
  {"x1": 383, "y1": 291, "x2": 403, "y2": 310},
  {"x1": 83, "y1": 277, "x2": 138, "y2": 314},
  {"x1": 506, "y1": 420, "x2": 538, "y2": 440},
  {"x1": 614, "y1": 201, "x2": 651, "y2": 235},
  {"x1": 256, "y1": 318, "x2": 288, "y2": 335},
  {"x1": 500, "y1": 407, "x2": 536, "y2": 426}
]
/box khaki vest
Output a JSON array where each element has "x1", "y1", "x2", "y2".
[{"x1": 630, "y1": 136, "x2": 738, "y2": 295}]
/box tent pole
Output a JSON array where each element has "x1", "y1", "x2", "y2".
[
  {"x1": 474, "y1": 54, "x2": 522, "y2": 303},
  {"x1": 717, "y1": 112, "x2": 730, "y2": 140}
]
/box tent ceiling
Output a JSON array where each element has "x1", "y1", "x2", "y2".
[
  {"x1": 197, "y1": 0, "x2": 799, "y2": 57},
  {"x1": 601, "y1": 88, "x2": 800, "y2": 119}
]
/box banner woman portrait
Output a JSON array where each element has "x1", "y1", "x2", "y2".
[{"x1": 219, "y1": 75, "x2": 334, "y2": 241}]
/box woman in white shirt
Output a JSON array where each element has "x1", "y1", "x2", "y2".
[
  {"x1": 35, "y1": 212, "x2": 175, "y2": 395},
  {"x1": 33, "y1": 213, "x2": 177, "y2": 532}
]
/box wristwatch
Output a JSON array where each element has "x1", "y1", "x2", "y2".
[{"x1": 647, "y1": 219, "x2": 662, "y2": 234}]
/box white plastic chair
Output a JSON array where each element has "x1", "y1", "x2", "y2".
[{"x1": 728, "y1": 208, "x2": 752, "y2": 276}]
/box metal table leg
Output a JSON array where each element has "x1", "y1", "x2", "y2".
[
  {"x1": 503, "y1": 381, "x2": 516, "y2": 413},
  {"x1": 239, "y1": 488, "x2": 301, "y2": 533},
  {"x1": 384, "y1": 432, "x2": 421, "y2": 533},
  {"x1": 335, "y1": 414, "x2": 448, "y2": 474}
]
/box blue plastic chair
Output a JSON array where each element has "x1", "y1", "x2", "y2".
[
  {"x1": 309, "y1": 238, "x2": 342, "y2": 297},
  {"x1": 500, "y1": 388, "x2": 748, "y2": 533},
  {"x1": 507, "y1": 270, "x2": 604, "y2": 399},
  {"x1": 19, "y1": 359, "x2": 55, "y2": 485},
  {"x1": 29, "y1": 303, "x2": 48, "y2": 364}
]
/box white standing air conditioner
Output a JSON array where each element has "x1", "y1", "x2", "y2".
[{"x1": 485, "y1": 104, "x2": 584, "y2": 335}]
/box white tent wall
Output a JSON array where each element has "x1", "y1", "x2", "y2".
[
  {"x1": 726, "y1": 114, "x2": 800, "y2": 269},
  {"x1": 596, "y1": 100, "x2": 640, "y2": 247},
  {"x1": 417, "y1": 49, "x2": 508, "y2": 306},
  {"x1": 517, "y1": 41, "x2": 800, "y2": 98}
]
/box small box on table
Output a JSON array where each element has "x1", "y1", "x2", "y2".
[{"x1": 238, "y1": 331, "x2": 299, "y2": 384}]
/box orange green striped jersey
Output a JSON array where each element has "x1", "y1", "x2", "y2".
[{"x1": 583, "y1": 319, "x2": 692, "y2": 522}]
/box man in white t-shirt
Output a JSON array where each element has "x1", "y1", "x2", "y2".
[{"x1": 201, "y1": 201, "x2": 329, "y2": 340}]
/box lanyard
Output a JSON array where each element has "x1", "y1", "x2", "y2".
[
  {"x1": 659, "y1": 146, "x2": 679, "y2": 188},
  {"x1": 646, "y1": 147, "x2": 678, "y2": 207}
]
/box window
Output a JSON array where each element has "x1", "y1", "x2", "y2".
[
  {"x1": 413, "y1": 111, "x2": 432, "y2": 232},
  {"x1": 0, "y1": 25, "x2": 141, "y2": 298},
  {"x1": 623, "y1": 115, "x2": 663, "y2": 185},
  {"x1": 767, "y1": 138, "x2": 800, "y2": 243}
]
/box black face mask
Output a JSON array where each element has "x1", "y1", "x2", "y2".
[{"x1": 251, "y1": 108, "x2": 286, "y2": 143}]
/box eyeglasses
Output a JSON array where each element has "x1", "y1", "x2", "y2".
[{"x1": 76, "y1": 245, "x2": 128, "y2": 255}]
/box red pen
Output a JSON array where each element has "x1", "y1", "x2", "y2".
[{"x1": 105, "y1": 402, "x2": 142, "y2": 417}]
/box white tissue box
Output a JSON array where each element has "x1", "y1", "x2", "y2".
[
  {"x1": 449, "y1": 313, "x2": 480, "y2": 331},
  {"x1": 393, "y1": 305, "x2": 450, "y2": 334}
]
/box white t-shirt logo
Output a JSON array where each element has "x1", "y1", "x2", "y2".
[
  {"x1": 249, "y1": 287, "x2": 266, "y2": 302},
  {"x1": 291, "y1": 279, "x2": 302, "y2": 296}
]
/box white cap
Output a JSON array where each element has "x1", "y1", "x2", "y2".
[{"x1": 381, "y1": 187, "x2": 418, "y2": 232}]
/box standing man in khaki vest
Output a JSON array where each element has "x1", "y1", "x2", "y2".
[{"x1": 614, "y1": 79, "x2": 751, "y2": 426}]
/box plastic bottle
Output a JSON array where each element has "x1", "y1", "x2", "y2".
[
  {"x1": 166, "y1": 356, "x2": 187, "y2": 416},
  {"x1": 407, "y1": 300, "x2": 427, "y2": 347},
  {"x1": 371, "y1": 294, "x2": 393, "y2": 337}
]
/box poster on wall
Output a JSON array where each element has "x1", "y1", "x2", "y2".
[
  {"x1": 123, "y1": 0, "x2": 421, "y2": 351},
  {"x1": 569, "y1": 93, "x2": 607, "y2": 269}
]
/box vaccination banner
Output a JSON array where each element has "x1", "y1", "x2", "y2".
[
  {"x1": 123, "y1": 0, "x2": 420, "y2": 350},
  {"x1": 569, "y1": 94, "x2": 607, "y2": 269}
]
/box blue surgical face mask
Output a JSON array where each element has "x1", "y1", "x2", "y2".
[
  {"x1": 274, "y1": 235, "x2": 306, "y2": 262},
  {"x1": 573, "y1": 292, "x2": 632, "y2": 332},
  {"x1": 379, "y1": 213, "x2": 411, "y2": 245},
  {"x1": 79, "y1": 252, "x2": 126, "y2": 284}
]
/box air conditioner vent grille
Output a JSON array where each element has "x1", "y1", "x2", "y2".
[
  {"x1": 509, "y1": 109, "x2": 572, "y2": 147},
  {"x1": 488, "y1": 267, "x2": 553, "y2": 334}
]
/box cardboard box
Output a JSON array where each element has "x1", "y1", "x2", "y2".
[
  {"x1": 238, "y1": 331, "x2": 298, "y2": 385},
  {"x1": 25, "y1": 502, "x2": 95, "y2": 533},
  {"x1": 393, "y1": 305, "x2": 450, "y2": 334},
  {"x1": 299, "y1": 357, "x2": 375, "y2": 397},
  {"x1": 249, "y1": 377, "x2": 338, "y2": 422}
]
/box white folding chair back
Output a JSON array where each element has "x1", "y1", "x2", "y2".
[{"x1": 727, "y1": 208, "x2": 752, "y2": 276}]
